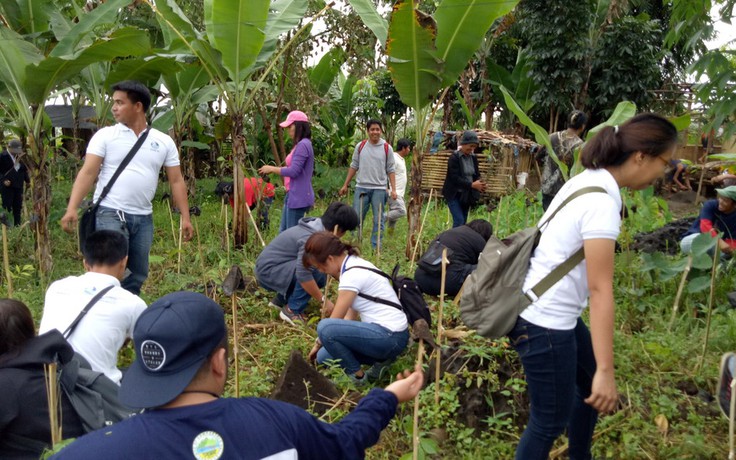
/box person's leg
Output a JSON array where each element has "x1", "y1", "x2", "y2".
[
  {"x1": 680, "y1": 233, "x2": 698, "y2": 254},
  {"x1": 120, "y1": 213, "x2": 154, "y2": 295},
  {"x1": 11, "y1": 188, "x2": 22, "y2": 226},
  {"x1": 286, "y1": 271, "x2": 326, "y2": 314},
  {"x1": 508, "y1": 317, "x2": 577, "y2": 460},
  {"x1": 316, "y1": 319, "x2": 409, "y2": 374},
  {"x1": 567, "y1": 318, "x2": 599, "y2": 460},
  {"x1": 386, "y1": 196, "x2": 406, "y2": 230},
  {"x1": 446, "y1": 198, "x2": 466, "y2": 228},
  {"x1": 370, "y1": 189, "x2": 387, "y2": 248},
  {"x1": 542, "y1": 193, "x2": 555, "y2": 211},
  {"x1": 353, "y1": 187, "x2": 372, "y2": 241},
  {"x1": 0, "y1": 186, "x2": 13, "y2": 216},
  {"x1": 279, "y1": 192, "x2": 289, "y2": 233},
  {"x1": 284, "y1": 206, "x2": 309, "y2": 230}
]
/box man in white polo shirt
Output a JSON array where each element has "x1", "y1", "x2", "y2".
[
  {"x1": 40, "y1": 230, "x2": 147, "y2": 384},
  {"x1": 60, "y1": 80, "x2": 193, "y2": 294}
]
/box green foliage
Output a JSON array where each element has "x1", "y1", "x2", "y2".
[{"x1": 345, "y1": 0, "x2": 389, "y2": 48}]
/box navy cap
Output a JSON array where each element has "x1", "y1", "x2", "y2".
[
  {"x1": 460, "y1": 130, "x2": 479, "y2": 145},
  {"x1": 7, "y1": 140, "x2": 22, "y2": 153},
  {"x1": 120, "y1": 291, "x2": 226, "y2": 409}
]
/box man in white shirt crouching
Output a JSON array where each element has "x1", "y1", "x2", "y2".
[{"x1": 40, "y1": 230, "x2": 146, "y2": 384}]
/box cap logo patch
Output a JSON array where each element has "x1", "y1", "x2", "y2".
[
  {"x1": 140, "y1": 340, "x2": 166, "y2": 371},
  {"x1": 192, "y1": 431, "x2": 224, "y2": 459}
]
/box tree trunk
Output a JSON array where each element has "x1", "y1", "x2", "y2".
[
  {"x1": 183, "y1": 146, "x2": 197, "y2": 198},
  {"x1": 405, "y1": 150, "x2": 424, "y2": 259},
  {"x1": 231, "y1": 115, "x2": 248, "y2": 247},
  {"x1": 28, "y1": 142, "x2": 53, "y2": 276}
]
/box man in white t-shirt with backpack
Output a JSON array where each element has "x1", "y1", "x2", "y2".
[
  {"x1": 339, "y1": 119, "x2": 398, "y2": 249},
  {"x1": 40, "y1": 230, "x2": 146, "y2": 385},
  {"x1": 60, "y1": 80, "x2": 192, "y2": 295}
]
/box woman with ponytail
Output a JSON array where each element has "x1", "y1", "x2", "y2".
[
  {"x1": 510, "y1": 113, "x2": 678, "y2": 459},
  {"x1": 303, "y1": 232, "x2": 409, "y2": 385}
]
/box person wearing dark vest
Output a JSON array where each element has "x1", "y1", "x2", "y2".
[
  {"x1": 442, "y1": 131, "x2": 486, "y2": 228},
  {"x1": 539, "y1": 110, "x2": 587, "y2": 211},
  {"x1": 0, "y1": 139, "x2": 29, "y2": 227},
  {"x1": 414, "y1": 219, "x2": 493, "y2": 297}
]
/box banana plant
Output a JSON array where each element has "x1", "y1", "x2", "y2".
[
  {"x1": 382, "y1": 0, "x2": 520, "y2": 256},
  {"x1": 147, "y1": 0, "x2": 314, "y2": 246}
]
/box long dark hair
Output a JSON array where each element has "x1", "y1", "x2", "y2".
[
  {"x1": 0, "y1": 299, "x2": 35, "y2": 361},
  {"x1": 303, "y1": 231, "x2": 360, "y2": 268},
  {"x1": 293, "y1": 121, "x2": 311, "y2": 143},
  {"x1": 581, "y1": 113, "x2": 678, "y2": 169}
]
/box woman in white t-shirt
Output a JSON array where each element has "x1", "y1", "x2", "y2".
[
  {"x1": 303, "y1": 232, "x2": 409, "y2": 385},
  {"x1": 509, "y1": 114, "x2": 679, "y2": 460}
]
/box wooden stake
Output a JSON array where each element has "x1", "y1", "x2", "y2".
[
  {"x1": 177, "y1": 221, "x2": 183, "y2": 274},
  {"x1": 697, "y1": 241, "x2": 720, "y2": 371},
  {"x1": 224, "y1": 203, "x2": 231, "y2": 264},
  {"x1": 195, "y1": 218, "x2": 204, "y2": 273},
  {"x1": 695, "y1": 163, "x2": 707, "y2": 204},
  {"x1": 166, "y1": 200, "x2": 177, "y2": 247},
  {"x1": 410, "y1": 189, "x2": 434, "y2": 271},
  {"x1": 244, "y1": 201, "x2": 265, "y2": 247},
  {"x1": 668, "y1": 255, "x2": 692, "y2": 331},
  {"x1": 3, "y1": 224, "x2": 12, "y2": 297},
  {"x1": 376, "y1": 201, "x2": 383, "y2": 264},
  {"x1": 412, "y1": 339, "x2": 425, "y2": 460},
  {"x1": 44, "y1": 362, "x2": 62, "y2": 446},
  {"x1": 435, "y1": 248, "x2": 448, "y2": 406},
  {"x1": 232, "y1": 295, "x2": 240, "y2": 398},
  {"x1": 321, "y1": 225, "x2": 339, "y2": 319}
]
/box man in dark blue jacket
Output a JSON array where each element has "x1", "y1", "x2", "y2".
[
  {"x1": 0, "y1": 139, "x2": 29, "y2": 226},
  {"x1": 52, "y1": 291, "x2": 423, "y2": 460}
]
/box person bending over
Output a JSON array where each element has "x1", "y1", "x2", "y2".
[{"x1": 680, "y1": 185, "x2": 736, "y2": 256}]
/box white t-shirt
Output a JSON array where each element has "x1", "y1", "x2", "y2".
[
  {"x1": 87, "y1": 124, "x2": 180, "y2": 214},
  {"x1": 339, "y1": 256, "x2": 409, "y2": 332},
  {"x1": 39, "y1": 272, "x2": 147, "y2": 384},
  {"x1": 392, "y1": 152, "x2": 407, "y2": 197},
  {"x1": 520, "y1": 168, "x2": 621, "y2": 330}
]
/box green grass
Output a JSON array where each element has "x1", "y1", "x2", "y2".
[{"x1": 7, "y1": 163, "x2": 733, "y2": 459}]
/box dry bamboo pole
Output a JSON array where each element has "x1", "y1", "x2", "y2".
[
  {"x1": 494, "y1": 196, "x2": 503, "y2": 236},
  {"x1": 376, "y1": 201, "x2": 383, "y2": 264},
  {"x1": 177, "y1": 222, "x2": 183, "y2": 274},
  {"x1": 730, "y1": 378, "x2": 736, "y2": 460},
  {"x1": 697, "y1": 241, "x2": 720, "y2": 372},
  {"x1": 435, "y1": 248, "x2": 448, "y2": 406},
  {"x1": 195, "y1": 218, "x2": 204, "y2": 273},
  {"x1": 695, "y1": 164, "x2": 707, "y2": 204},
  {"x1": 2, "y1": 224, "x2": 12, "y2": 297},
  {"x1": 412, "y1": 339, "x2": 425, "y2": 460},
  {"x1": 166, "y1": 200, "x2": 178, "y2": 247},
  {"x1": 44, "y1": 362, "x2": 62, "y2": 446},
  {"x1": 224, "y1": 202, "x2": 231, "y2": 263},
  {"x1": 244, "y1": 200, "x2": 266, "y2": 247},
  {"x1": 410, "y1": 189, "x2": 434, "y2": 271},
  {"x1": 231, "y1": 294, "x2": 240, "y2": 398},
  {"x1": 668, "y1": 255, "x2": 692, "y2": 331}
]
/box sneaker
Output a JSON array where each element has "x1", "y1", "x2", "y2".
[
  {"x1": 717, "y1": 352, "x2": 736, "y2": 418},
  {"x1": 279, "y1": 306, "x2": 306, "y2": 326},
  {"x1": 348, "y1": 372, "x2": 367, "y2": 387},
  {"x1": 366, "y1": 359, "x2": 393, "y2": 382},
  {"x1": 269, "y1": 295, "x2": 285, "y2": 309}
]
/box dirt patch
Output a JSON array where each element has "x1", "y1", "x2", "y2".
[
  {"x1": 631, "y1": 217, "x2": 692, "y2": 254},
  {"x1": 664, "y1": 190, "x2": 704, "y2": 219},
  {"x1": 270, "y1": 350, "x2": 341, "y2": 416}
]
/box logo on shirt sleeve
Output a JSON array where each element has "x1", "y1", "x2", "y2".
[{"x1": 192, "y1": 431, "x2": 224, "y2": 460}]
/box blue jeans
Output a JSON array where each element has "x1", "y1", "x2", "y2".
[
  {"x1": 353, "y1": 187, "x2": 387, "y2": 248},
  {"x1": 316, "y1": 319, "x2": 409, "y2": 374},
  {"x1": 279, "y1": 192, "x2": 309, "y2": 233},
  {"x1": 287, "y1": 271, "x2": 326, "y2": 314},
  {"x1": 95, "y1": 206, "x2": 154, "y2": 295},
  {"x1": 508, "y1": 317, "x2": 598, "y2": 460},
  {"x1": 446, "y1": 197, "x2": 468, "y2": 228}
]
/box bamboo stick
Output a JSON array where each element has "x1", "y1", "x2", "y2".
[
  {"x1": 697, "y1": 241, "x2": 720, "y2": 371},
  {"x1": 177, "y1": 221, "x2": 183, "y2": 274},
  {"x1": 412, "y1": 339, "x2": 425, "y2": 460},
  {"x1": 410, "y1": 189, "x2": 434, "y2": 270},
  {"x1": 232, "y1": 295, "x2": 240, "y2": 398},
  {"x1": 668, "y1": 255, "x2": 692, "y2": 331},
  {"x1": 3, "y1": 224, "x2": 12, "y2": 297},
  {"x1": 435, "y1": 248, "x2": 448, "y2": 406},
  {"x1": 321, "y1": 225, "x2": 339, "y2": 319},
  {"x1": 244, "y1": 200, "x2": 266, "y2": 247}
]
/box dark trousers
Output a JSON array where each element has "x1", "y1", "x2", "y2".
[{"x1": 0, "y1": 186, "x2": 23, "y2": 226}]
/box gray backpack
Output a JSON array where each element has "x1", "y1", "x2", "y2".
[{"x1": 459, "y1": 186, "x2": 605, "y2": 338}]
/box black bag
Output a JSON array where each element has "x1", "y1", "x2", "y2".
[
  {"x1": 343, "y1": 264, "x2": 432, "y2": 328},
  {"x1": 58, "y1": 354, "x2": 135, "y2": 432},
  {"x1": 418, "y1": 239, "x2": 454, "y2": 275},
  {"x1": 78, "y1": 130, "x2": 150, "y2": 248}
]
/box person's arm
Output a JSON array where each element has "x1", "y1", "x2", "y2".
[
  {"x1": 60, "y1": 154, "x2": 103, "y2": 233},
  {"x1": 277, "y1": 142, "x2": 309, "y2": 178},
  {"x1": 388, "y1": 172, "x2": 397, "y2": 200},
  {"x1": 582, "y1": 238, "x2": 618, "y2": 414},
  {"x1": 339, "y1": 167, "x2": 358, "y2": 196},
  {"x1": 331, "y1": 289, "x2": 357, "y2": 319},
  {"x1": 165, "y1": 165, "x2": 193, "y2": 241},
  {"x1": 698, "y1": 202, "x2": 719, "y2": 236}
]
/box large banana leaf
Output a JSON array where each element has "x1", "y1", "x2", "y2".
[
  {"x1": 27, "y1": 27, "x2": 150, "y2": 103},
  {"x1": 253, "y1": 0, "x2": 309, "y2": 69},
  {"x1": 346, "y1": 0, "x2": 388, "y2": 48},
  {"x1": 10, "y1": 0, "x2": 50, "y2": 37},
  {"x1": 204, "y1": 0, "x2": 270, "y2": 82},
  {"x1": 153, "y1": 0, "x2": 202, "y2": 51},
  {"x1": 107, "y1": 56, "x2": 183, "y2": 88},
  {"x1": 585, "y1": 101, "x2": 637, "y2": 140},
  {"x1": 0, "y1": 27, "x2": 43, "y2": 97},
  {"x1": 51, "y1": 0, "x2": 132, "y2": 57},
  {"x1": 386, "y1": 0, "x2": 442, "y2": 110},
  {"x1": 308, "y1": 48, "x2": 347, "y2": 96},
  {"x1": 435, "y1": 0, "x2": 517, "y2": 86}
]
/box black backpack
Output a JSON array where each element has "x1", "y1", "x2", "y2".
[{"x1": 343, "y1": 264, "x2": 432, "y2": 328}]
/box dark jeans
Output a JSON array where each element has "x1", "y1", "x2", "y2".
[
  {"x1": 0, "y1": 186, "x2": 23, "y2": 226},
  {"x1": 542, "y1": 193, "x2": 555, "y2": 211},
  {"x1": 414, "y1": 266, "x2": 470, "y2": 297},
  {"x1": 353, "y1": 187, "x2": 387, "y2": 248},
  {"x1": 279, "y1": 192, "x2": 309, "y2": 233},
  {"x1": 508, "y1": 317, "x2": 598, "y2": 460},
  {"x1": 96, "y1": 206, "x2": 154, "y2": 295},
  {"x1": 446, "y1": 197, "x2": 468, "y2": 228}
]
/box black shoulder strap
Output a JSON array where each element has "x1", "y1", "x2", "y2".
[
  {"x1": 342, "y1": 266, "x2": 403, "y2": 311},
  {"x1": 93, "y1": 129, "x2": 150, "y2": 207},
  {"x1": 63, "y1": 285, "x2": 115, "y2": 339}
]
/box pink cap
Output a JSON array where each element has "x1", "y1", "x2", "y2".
[{"x1": 279, "y1": 110, "x2": 309, "y2": 128}]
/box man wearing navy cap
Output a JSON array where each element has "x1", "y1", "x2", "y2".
[{"x1": 52, "y1": 291, "x2": 423, "y2": 459}]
